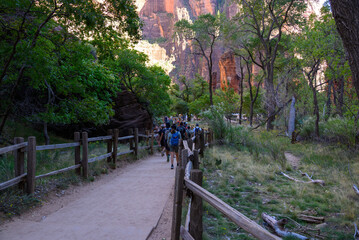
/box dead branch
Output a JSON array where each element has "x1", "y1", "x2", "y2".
[
  {"x1": 297, "y1": 214, "x2": 324, "y2": 224},
  {"x1": 262, "y1": 213, "x2": 308, "y2": 240},
  {"x1": 353, "y1": 184, "x2": 359, "y2": 196},
  {"x1": 354, "y1": 223, "x2": 359, "y2": 239},
  {"x1": 281, "y1": 172, "x2": 325, "y2": 186},
  {"x1": 251, "y1": 99, "x2": 292, "y2": 130}
]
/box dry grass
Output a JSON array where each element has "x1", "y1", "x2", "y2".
[{"x1": 201, "y1": 133, "x2": 359, "y2": 240}]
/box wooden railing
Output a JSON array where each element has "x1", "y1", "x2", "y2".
[
  {"x1": 171, "y1": 129, "x2": 281, "y2": 240},
  {"x1": 0, "y1": 128, "x2": 157, "y2": 194}
]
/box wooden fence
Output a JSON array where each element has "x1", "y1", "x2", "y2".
[
  {"x1": 171, "y1": 130, "x2": 281, "y2": 240},
  {"x1": 0, "y1": 128, "x2": 156, "y2": 194}
]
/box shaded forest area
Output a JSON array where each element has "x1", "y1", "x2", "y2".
[{"x1": 0, "y1": 0, "x2": 171, "y2": 144}]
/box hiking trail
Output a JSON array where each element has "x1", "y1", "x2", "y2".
[{"x1": 0, "y1": 153, "x2": 175, "y2": 240}]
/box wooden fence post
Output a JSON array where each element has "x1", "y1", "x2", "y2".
[
  {"x1": 134, "y1": 128, "x2": 139, "y2": 158},
  {"x1": 181, "y1": 149, "x2": 188, "y2": 168},
  {"x1": 193, "y1": 149, "x2": 199, "y2": 170},
  {"x1": 208, "y1": 128, "x2": 212, "y2": 145},
  {"x1": 129, "y1": 129, "x2": 134, "y2": 151},
  {"x1": 187, "y1": 138, "x2": 193, "y2": 151},
  {"x1": 178, "y1": 139, "x2": 183, "y2": 163},
  {"x1": 195, "y1": 133, "x2": 200, "y2": 150},
  {"x1": 171, "y1": 167, "x2": 185, "y2": 240},
  {"x1": 14, "y1": 137, "x2": 25, "y2": 191},
  {"x1": 200, "y1": 130, "x2": 205, "y2": 158},
  {"x1": 74, "y1": 132, "x2": 81, "y2": 176},
  {"x1": 189, "y1": 169, "x2": 203, "y2": 240},
  {"x1": 107, "y1": 129, "x2": 113, "y2": 162},
  {"x1": 150, "y1": 131, "x2": 154, "y2": 154},
  {"x1": 112, "y1": 129, "x2": 119, "y2": 167},
  {"x1": 27, "y1": 136, "x2": 36, "y2": 195},
  {"x1": 145, "y1": 130, "x2": 149, "y2": 147},
  {"x1": 82, "y1": 132, "x2": 88, "y2": 178}
]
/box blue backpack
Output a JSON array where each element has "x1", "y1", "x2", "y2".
[{"x1": 170, "y1": 131, "x2": 180, "y2": 146}]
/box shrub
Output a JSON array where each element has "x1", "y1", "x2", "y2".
[
  {"x1": 322, "y1": 117, "x2": 355, "y2": 146},
  {"x1": 201, "y1": 105, "x2": 228, "y2": 143},
  {"x1": 299, "y1": 116, "x2": 355, "y2": 146},
  {"x1": 299, "y1": 116, "x2": 317, "y2": 139}
]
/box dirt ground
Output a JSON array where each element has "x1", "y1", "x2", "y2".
[
  {"x1": 284, "y1": 151, "x2": 301, "y2": 169},
  {"x1": 147, "y1": 189, "x2": 174, "y2": 240},
  {"x1": 0, "y1": 153, "x2": 175, "y2": 240}
]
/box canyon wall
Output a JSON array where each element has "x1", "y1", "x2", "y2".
[
  {"x1": 135, "y1": 0, "x2": 226, "y2": 87},
  {"x1": 135, "y1": 0, "x2": 324, "y2": 93}
]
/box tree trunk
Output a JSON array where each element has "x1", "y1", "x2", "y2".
[
  {"x1": 249, "y1": 102, "x2": 254, "y2": 127},
  {"x1": 44, "y1": 122, "x2": 50, "y2": 145},
  {"x1": 239, "y1": 64, "x2": 244, "y2": 125},
  {"x1": 325, "y1": 79, "x2": 334, "y2": 120},
  {"x1": 330, "y1": 0, "x2": 359, "y2": 100},
  {"x1": 337, "y1": 76, "x2": 345, "y2": 117},
  {"x1": 288, "y1": 96, "x2": 296, "y2": 137},
  {"x1": 311, "y1": 84, "x2": 320, "y2": 138},
  {"x1": 265, "y1": 67, "x2": 276, "y2": 130},
  {"x1": 209, "y1": 64, "x2": 213, "y2": 106}
]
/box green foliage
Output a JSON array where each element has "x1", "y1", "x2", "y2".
[
  {"x1": 171, "y1": 74, "x2": 209, "y2": 116},
  {"x1": 175, "y1": 14, "x2": 223, "y2": 105},
  {"x1": 299, "y1": 116, "x2": 355, "y2": 146},
  {"x1": 0, "y1": 190, "x2": 40, "y2": 217},
  {"x1": 201, "y1": 105, "x2": 228, "y2": 142},
  {"x1": 106, "y1": 49, "x2": 171, "y2": 118},
  {"x1": 0, "y1": 0, "x2": 145, "y2": 136},
  {"x1": 215, "y1": 88, "x2": 240, "y2": 120}
]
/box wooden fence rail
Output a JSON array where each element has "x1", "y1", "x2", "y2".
[
  {"x1": 171, "y1": 129, "x2": 281, "y2": 240},
  {"x1": 0, "y1": 128, "x2": 156, "y2": 194}
]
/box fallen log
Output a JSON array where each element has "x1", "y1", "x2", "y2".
[
  {"x1": 281, "y1": 172, "x2": 325, "y2": 186},
  {"x1": 262, "y1": 212, "x2": 308, "y2": 240},
  {"x1": 354, "y1": 223, "x2": 359, "y2": 239},
  {"x1": 298, "y1": 214, "x2": 324, "y2": 224},
  {"x1": 353, "y1": 184, "x2": 359, "y2": 196}
]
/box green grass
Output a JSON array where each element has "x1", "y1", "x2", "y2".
[{"x1": 196, "y1": 131, "x2": 358, "y2": 239}]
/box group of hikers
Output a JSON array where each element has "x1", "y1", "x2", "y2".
[{"x1": 157, "y1": 120, "x2": 202, "y2": 169}]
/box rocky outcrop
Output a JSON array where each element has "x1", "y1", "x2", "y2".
[
  {"x1": 136, "y1": 0, "x2": 227, "y2": 82},
  {"x1": 110, "y1": 89, "x2": 152, "y2": 135},
  {"x1": 219, "y1": 51, "x2": 241, "y2": 93},
  {"x1": 135, "y1": 0, "x2": 322, "y2": 94}
]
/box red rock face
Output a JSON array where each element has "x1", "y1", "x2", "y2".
[
  {"x1": 218, "y1": 51, "x2": 240, "y2": 93},
  {"x1": 137, "y1": 0, "x2": 239, "y2": 87}
]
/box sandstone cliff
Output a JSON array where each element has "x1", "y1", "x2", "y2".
[
  {"x1": 135, "y1": 0, "x2": 324, "y2": 93},
  {"x1": 135, "y1": 0, "x2": 225, "y2": 85}
]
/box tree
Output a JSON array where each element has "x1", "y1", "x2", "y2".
[
  {"x1": 174, "y1": 14, "x2": 222, "y2": 106},
  {"x1": 329, "y1": 0, "x2": 359, "y2": 101},
  {"x1": 294, "y1": 7, "x2": 350, "y2": 138},
  {"x1": 0, "y1": 0, "x2": 142, "y2": 136},
  {"x1": 105, "y1": 49, "x2": 171, "y2": 118},
  {"x1": 329, "y1": 0, "x2": 359, "y2": 144},
  {"x1": 232, "y1": 0, "x2": 307, "y2": 130},
  {"x1": 216, "y1": 87, "x2": 240, "y2": 122},
  {"x1": 170, "y1": 74, "x2": 209, "y2": 118}
]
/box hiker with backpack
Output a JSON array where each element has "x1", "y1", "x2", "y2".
[
  {"x1": 162, "y1": 122, "x2": 171, "y2": 162},
  {"x1": 186, "y1": 125, "x2": 192, "y2": 139},
  {"x1": 167, "y1": 124, "x2": 182, "y2": 169},
  {"x1": 194, "y1": 123, "x2": 202, "y2": 137},
  {"x1": 177, "y1": 122, "x2": 187, "y2": 140}
]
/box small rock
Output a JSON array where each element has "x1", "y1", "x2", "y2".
[
  {"x1": 315, "y1": 223, "x2": 327, "y2": 229},
  {"x1": 41, "y1": 216, "x2": 46, "y2": 221}
]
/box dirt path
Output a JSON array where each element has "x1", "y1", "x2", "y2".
[
  {"x1": 284, "y1": 152, "x2": 301, "y2": 169},
  {"x1": 0, "y1": 153, "x2": 175, "y2": 240}
]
